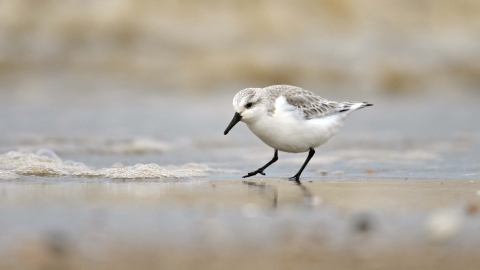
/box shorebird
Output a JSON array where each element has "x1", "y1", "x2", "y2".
[{"x1": 224, "y1": 85, "x2": 372, "y2": 183}]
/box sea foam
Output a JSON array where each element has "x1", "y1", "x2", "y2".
[
  {"x1": 0, "y1": 150, "x2": 231, "y2": 179},
  {"x1": 0, "y1": 170, "x2": 20, "y2": 179},
  {"x1": 73, "y1": 163, "x2": 209, "y2": 179}
]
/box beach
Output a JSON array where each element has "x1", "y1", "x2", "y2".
[
  {"x1": 1, "y1": 1, "x2": 480, "y2": 268},
  {"x1": 1, "y1": 178, "x2": 480, "y2": 270}
]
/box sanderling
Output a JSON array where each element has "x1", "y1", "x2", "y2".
[{"x1": 224, "y1": 85, "x2": 372, "y2": 183}]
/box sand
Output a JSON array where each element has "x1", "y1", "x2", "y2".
[{"x1": 1, "y1": 178, "x2": 479, "y2": 270}]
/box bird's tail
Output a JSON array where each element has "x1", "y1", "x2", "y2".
[
  {"x1": 355, "y1": 102, "x2": 373, "y2": 110},
  {"x1": 338, "y1": 102, "x2": 373, "y2": 113}
]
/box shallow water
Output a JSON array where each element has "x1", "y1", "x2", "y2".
[
  {"x1": 1, "y1": 90, "x2": 480, "y2": 269},
  {"x1": 1, "y1": 89, "x2": 480, "y2": 180}
]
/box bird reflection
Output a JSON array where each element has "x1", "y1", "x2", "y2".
[
  {"x1": 295, "y1": 181, "x2": 313, "y2": 203},
  {"x1": 242, "y1": 180, "x2": 316, "y2": 208},
  {"x1": 243, "y1": 181, "x2": 278, "y2": 208}
]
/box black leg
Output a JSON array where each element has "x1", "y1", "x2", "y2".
[
  {"x1": 288, "y1": 148, "x2": 315, "y2": 184},
  {"x1": 243, "y1": 150, "x2": 279, "y2": 178}
]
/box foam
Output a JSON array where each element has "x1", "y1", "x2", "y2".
[
  {"x1": 0, "y1": 151, "x2": 62, "y2": 169},
  {"x1": 73, "y1": 163, "x2": 209, "y2": 179},
  {"x1": 13, "y1": 164, "x2": 70, "y2": 176},
  {"x1": 0, "y1": 150, "x2": 234, "y2": 179},
  {"x1": 0, "y1": 151, "x2": 92, "y2": 176},
  {"x1": 0, "y1": 170, "x2": 20, "y2": 179}
]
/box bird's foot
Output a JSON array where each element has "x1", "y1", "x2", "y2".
[
  {"x1": 287, "y1": 175, "x2": 301, "y2": 184},
  {"x1": 242, "y1": 169, "x2": 266, "y2": 178}
]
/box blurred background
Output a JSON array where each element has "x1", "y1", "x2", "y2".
[{"x1": 1, "y1": 0, "x2": 480, "y2": 94}]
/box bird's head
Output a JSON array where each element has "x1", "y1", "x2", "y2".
[{"x1": 224, "y1": 88, "x2": 264, "y2": 135}]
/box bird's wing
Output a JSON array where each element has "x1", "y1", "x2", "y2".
[{"x1": 279, "y1": 86, "x2": 362, "y2": 119}]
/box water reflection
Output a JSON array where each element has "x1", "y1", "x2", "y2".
[
  {"x1": 242, "y1": 180, "x2": 319, "y2": 209},
  {"x1": 243, "y1": 180, "x2": 278, "y2": 208}
]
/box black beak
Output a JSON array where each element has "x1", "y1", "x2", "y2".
[{"x1": 224, "y1": 112, "x2": 242, "y2": 135}]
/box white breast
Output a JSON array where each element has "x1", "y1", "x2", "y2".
[{"x1": 246, "y1": 96, "x2": 346, "y2": 153}]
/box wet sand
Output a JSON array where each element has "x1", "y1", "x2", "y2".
[
  {"x1": 2, "y1": 178, "x2": 479, "y2": 210},
  {"x1": 1, "y1": 178, "x2": 480, "y2": 269}
]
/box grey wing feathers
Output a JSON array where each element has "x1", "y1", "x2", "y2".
[{"x1": 275, "y1": 85, "x2": 372, "y2": 119}]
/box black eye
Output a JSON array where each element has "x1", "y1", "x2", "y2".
[{"x1": 246, "y1": 103, "x2": 253, "y2": 109}]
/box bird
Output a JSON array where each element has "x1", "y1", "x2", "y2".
[{"x1": 223, "y1": 85, "x2": 372, "y2": 183}]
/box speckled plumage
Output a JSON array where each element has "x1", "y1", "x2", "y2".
[{"x1": 234, "y1": 85, "x2": 370, "y2": 120}]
